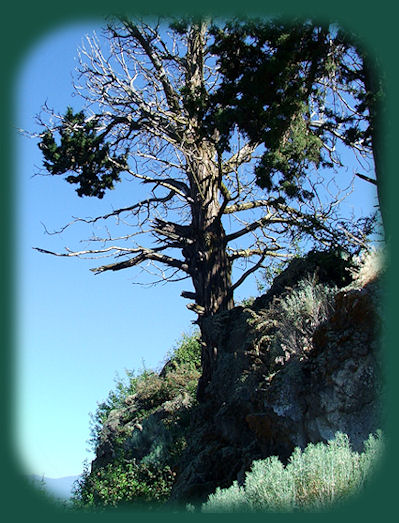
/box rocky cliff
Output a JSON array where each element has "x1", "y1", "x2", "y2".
[
  {"x1": 170, "y1": 249, "x2": 383, "y2": 503},
  {"x1": 88, "y1": 249, "x2": 384, "y2": 507}
]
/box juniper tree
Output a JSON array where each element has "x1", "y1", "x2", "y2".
[
  {"x1": 206, "y1": 17, "x2": 384, "y2": 229},
  {"x1": 33, "y1": 17, "x2": 372, "y2": 397}
]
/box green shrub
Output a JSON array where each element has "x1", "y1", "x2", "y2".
[
  {"x1": 272, "y1": 275, "x2": 337, "y2": 358},
  {"x1": 88, "y1": 331, "x2": 201, "y2": 452},
  {"x1": 245, "y1": 456, "x2": 296, "y2": 511},
  {"x1": 79, "y1": 331, "x2": 202, "y2": 509},
  {"x1": 134, "y1": 363, "x2": 200, "y2": 410},
  {"x1": 201, "y1": 481, "x2": 249, "y2": 513},
  {"x1": 88, "y1": 369, "x2": 139, "y2": 452},
  {"x1": 134, "y1": 370, "x2": 170, "y2": 410},
  {"x1": 163, "y1": 330, "x2": 202, "y2": 371},
  {"x1": 71, "y1": 459, "x2": 176, "y2": 509},
  {"x1": 164, "y1": 363, "x2": 201, "y2": 397},
  {"x1": 202, "y1": 431, "x2": 383, "y2": 513}
]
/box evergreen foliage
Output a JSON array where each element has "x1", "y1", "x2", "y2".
[
  {"x1": 206, "y1": 18, "x2": 383, "y2": 205},
  {"x1": 39, "y1": 107, "x2": 127, "y2": 198}
]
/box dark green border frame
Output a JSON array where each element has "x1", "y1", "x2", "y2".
[{"x1": 2, "y1": 0, "x2": 397, "y2": 521}]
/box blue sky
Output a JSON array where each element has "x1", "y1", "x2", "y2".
[{"x1": 13, "y1": 20, "x2": 379, "y2": 479}]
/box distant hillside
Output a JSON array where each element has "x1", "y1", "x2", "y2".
[{"x1": 30, "y1": 474, "x2": 80, "y2": 499}]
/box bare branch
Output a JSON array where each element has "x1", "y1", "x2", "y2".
[
  {"x1": 222, "y1": 142, "x2": 260, "y2": 174},
  {"x1": 224, "y1": 199, "x2": 270, "y2": 215},
  {"x1": 90, "y1": 249, "x2": 189, "y2": 274},
  {"x1": 226, "y1": 212, "x2": 289, "y2": 243},
  {"x1": 230, "y1": 249, "x2": 293, "y2": 296},
  {"x1": 181, "y1": 290, "x2": 197, "y2": 300},
  {"x1": 355, "y1": 172, "x2": 377, "y2": 185},
  {"x1": 30, "y1": 19, "x2": 374, "y2": 323},
  {"x1": 33, "y1": 245, "x2": 144, "y2": 258},
  {"x1": 227, "y1": 248, "x2": 265, "y2": 261},
  {"x1": 230, "y1": 254, "x2": 267, "y2": 295},
  {"x1": 119, "y1": 19, "x2": 181, "y2": 113}
]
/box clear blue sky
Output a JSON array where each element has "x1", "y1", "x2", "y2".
[{"x1": 13, "y1": 20, "x2": 378, "y2": 479}]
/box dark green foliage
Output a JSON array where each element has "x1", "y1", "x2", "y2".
[
  {"x1": 38, "y1": 107, "x2": 127, "y2": 198},
  {"x1": 206, "y1": 18, "x2": 382, "y2": 201},
  {"x1": 301, "y1": 248, "x2": 356, "y2": 287},
  {"x1": 206, "y1": 19, "x2": 332, "y2": 197}
]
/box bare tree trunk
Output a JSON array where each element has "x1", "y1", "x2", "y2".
[
  {"x1": 181, "y1": 21, "x2": 235, "y2": 397},
  {"x1": 358, "y1": 47, "x2": 386, "y2": 236},
  {"x1": 183, "y1": 138, "x2": 234, "y2": 399}
]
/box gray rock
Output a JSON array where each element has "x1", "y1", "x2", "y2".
[{"x1": 171, "y1": 256, "x2": 382, "y2": 503}]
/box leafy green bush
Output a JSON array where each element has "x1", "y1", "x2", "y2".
[
  {"x1": 165, "y1": 363, "x2": 201, "y2": 398},
  {"x1": 163, "y1": 330, "x2": 202, "y2": 371},
  {"x1": 88, "y1": 331, "x2": 201, "y2": 452},
  {"x1": 134, "y1": 370, "x2": 170, "y2": 410},
  {"x1": 88, "y1": 369, "x2": 139, "y2": 452},
  {"x1": 202, "y1": 431, "x2": 383, "y2": 513},
  {"x1": 134, "y1": 364, "x2": 200, "y2": 410},
  {"x1": 71, "y1": 460, "x2": 176, "y2": 509},
  {"x1": 76, "y1": 331, "x2": 202, "y2": 509}
]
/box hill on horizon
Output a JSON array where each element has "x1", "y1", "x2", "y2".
[{"x1": 30, "y1": 474, "x2": 80, "y2": 500}]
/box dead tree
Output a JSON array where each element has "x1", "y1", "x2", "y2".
[{"x1": 32, "y1": 18, "x2": 371, "y2": 398}]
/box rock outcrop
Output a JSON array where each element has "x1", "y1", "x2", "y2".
[
  {"x1": 170, "y1": 250, "x2": 383, "y2": 504},
  {"x1": 88, "y1": 249, "x2": 383, "y2": 508}
]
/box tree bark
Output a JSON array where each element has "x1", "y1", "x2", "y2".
[
  {"x1": 180, "y1": 21, "x2": 236, "y2": 397},
  {"x1": 359, "y1": 49, "x2": 386, "y2": 236},
  {"x1": 183, "y1": 138, "x2": 234, "y2": 399}
]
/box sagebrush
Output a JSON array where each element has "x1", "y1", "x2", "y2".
[
  {"x1": 201, "y1": 431, "x2": 383, "y2": 513},
  {"x1": 250, "y1": 275, "x2": 337, "y2": 367}
]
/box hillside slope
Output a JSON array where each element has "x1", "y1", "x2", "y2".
[{"x1": 74, "y1": 249, "x2": 384, "y2": 509}]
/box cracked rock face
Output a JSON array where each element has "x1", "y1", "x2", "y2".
[{"x1": 171, "y1": 254, "x2": 383, "y2": 503}]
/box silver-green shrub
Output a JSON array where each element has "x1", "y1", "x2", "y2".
[
  {"x1": 244, "y1": 456, "x2": 296, "y2": 511},
  {"x1": 250, "y1": 275, "x2": 337, "y2": 365},
  {"x1": 272, "y1": 275, "x2": 337, "y2": 359},
  {"x1": 201, "y1": 431, "x2": 383, "y2": 513},
  {"x1": 202, "y1": 481, "x2": 249, "y2": 513}
]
